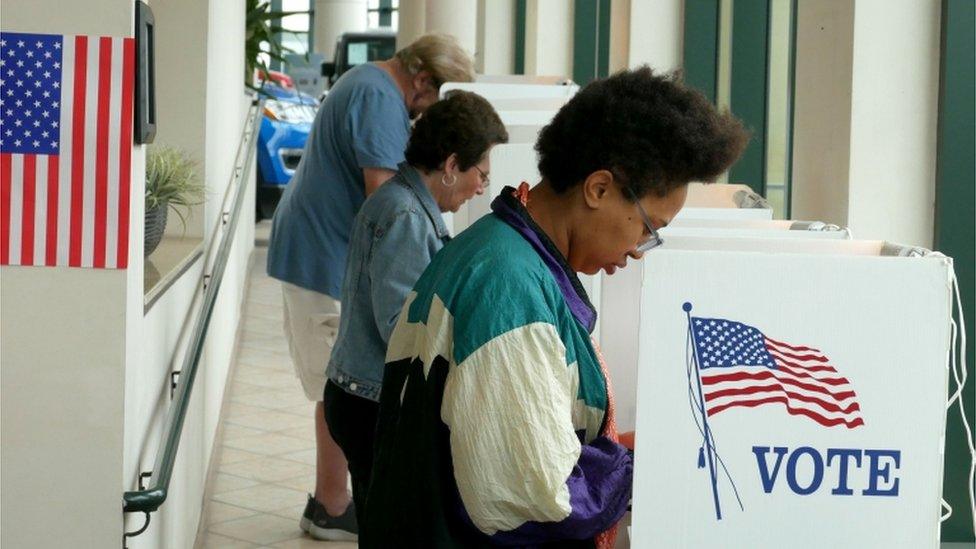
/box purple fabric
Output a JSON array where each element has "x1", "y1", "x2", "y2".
[
  {"x1": 455, "y1": 436, "x2": 633, "y2": 546},
  {"x1": 490, "y1": 189, "x2": 597, "y2": 333}
]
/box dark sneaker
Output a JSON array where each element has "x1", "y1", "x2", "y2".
[{"x1": 299, "y1": 494, "x2": 358, "y2": 541}]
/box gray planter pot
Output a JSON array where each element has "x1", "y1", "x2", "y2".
[{"x1": 145, "y1": 202, "x2": 169, "y2": 257}]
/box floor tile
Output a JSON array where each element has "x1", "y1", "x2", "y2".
[
  {"x1": 221, "y1": 424, "x2": 267, "y2": 441},
  {"x1": 223, "y1": 430, "x2": 314, "y2": 455},
  {"x1": 269, "y1": 538, "x2": 358, "y2": 549},
  {"x1": 220, "y1": 456, "x2": 315, "y2": 483},
  {"x1": 212, "y1": 483, "x2": 308, "y2": 514},
  {"x1": 206, "y1": 502, "x2": 261, "y2": 525},
  {"x1": 228, "y1": 410, "x2": 312, "y2": 433},
  {"x1": 218, "y1": 447, "x2": 265, "y2": 465},
  {"x1": 278, "y1": 448, "x2": 316, "y2": 466},
  {"x1": 197, "y1": 532, "x2": 261, "y2": 548},
  {"x1": 207, "y1": 514, "x2": 304, "y2": 545},
  {"x1": 212, "y1": 472, "x2": 262, "y2": 495}
]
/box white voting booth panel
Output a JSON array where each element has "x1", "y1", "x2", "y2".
[
  {"x1": 661, "y1": 220, "x2": 851, "y2": 240},
  {"x1": 630, "y1": 237, "x2": 952, "y2": 548},
  {"x1": 677, "y1": 183, "x2": 773, "y2": 221},
  {"x1": 488, "y1": 97, "x2": 571, "y2": 112},
  {"x1": 441, "y1": 81, "x2": 579, "y2": 100},
  {"x1": 609, "y1": 222, "x2": 849, "y2": 434}
]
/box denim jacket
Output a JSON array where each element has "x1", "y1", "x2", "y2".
[{"x1": 326, "y1": 162, "x2": 451, "y2": 401}]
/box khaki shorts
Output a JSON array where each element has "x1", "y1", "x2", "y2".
[{"x1": 281, "y1": 282, "x2": 341, "y2": 401}]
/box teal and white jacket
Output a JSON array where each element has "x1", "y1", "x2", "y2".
[{"x1": 362, "y1": 188, "x2": 633, "y2": 548}]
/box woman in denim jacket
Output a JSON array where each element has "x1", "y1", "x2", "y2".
[{"x1": 323, "y1": 90, "x2": 509, "y2": 526}]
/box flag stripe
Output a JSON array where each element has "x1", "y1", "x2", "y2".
[
  {"x1": 774, "y1": 362, "x2": 849, "y2": 385},
  {"x1": 707, "y1": 395, "x2": 866, "y2": 428},
  {"x1": 701, "y1": 370, "x2": 854, "y2": 399},
  {"x1": 45, "y1": 154, "x2": 58, "y2": 265},
  {"x1": 764, "y1": 337, "x2": 820, "y2": 354},
  {"x1": 9, "y1": 155, "x2": 23, "y2": 263},
  {"x1": 80, "y1": 37, "x2": 100, "y2": 267},
  {"x1": 32, "y1": 154, "x2": 47, "y2": 263},
  {"x1": 21, "y1": 155, "x2": 35, "y2": 264},
  {"x1": 1, "y1": 153, "x2": 11, "y2": 263},
  {"x1": 104, "y1": 38, "x2": 123, "y2": 268},
  {"x1": 704, "y1": 383, "x2": 861, "y2": 414},
  {"x1": 56, "y1": 35, "x2": 75, "y2": 265},
  {"x1": 116, "y1": 38, "x2": 133, "y2": 268},
  {"x1": 765, "y1": 346, "x2": 828, "y2": 363},
  {"x1": 68, "y1": 35, "x2": 87, "y2": 267},
  {"x1": 92, "y1": 37, "x2": 111, "y2": 267}
]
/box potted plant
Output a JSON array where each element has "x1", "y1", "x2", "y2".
[
  {"x1": 245, "y1": 0, "x2": 309, "y2": 94},
  {"x1": 145, "y1": 146, "x2": 204, "y2": 257}
]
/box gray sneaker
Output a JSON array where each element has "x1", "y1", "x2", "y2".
[{"x1": 299, "y1": 495, "x2": 358, "y2": 541}]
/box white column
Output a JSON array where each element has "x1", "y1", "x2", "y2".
[
  {"x1": 425, "y1": 0, "x2": 478, "y2": 60},
  {"x1": 397, "y1": 0, "x2": 427, "y2": 50},
  {"x1": 524, "y1": 0, "x2": 574, "y2": 78},
  {"x1": 627, "y1": 0, "x2": 682, "y2": 71},
  {"x1": 313, "y1": 0, "x2": 368, "y2": 60},
  {"x1": 792, "y1": 0, "x2": 940, "y2": 247},
  {"x1": 476, "y1": 0, "x2": 515, "y2": 74}
]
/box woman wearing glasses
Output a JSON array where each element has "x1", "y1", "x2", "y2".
[
  {"x1": 322, "y1": 90, "x2": 508, "y2": 529},
  {"x1": 363, "y1": 67, "x2": 749, "y2": 548}
]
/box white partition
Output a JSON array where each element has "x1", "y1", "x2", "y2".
[
  {"x1": 489, "y1": 97, "x2": 571, "y2": 111},
  {"x1": 676, "y1": 183, "x2": 774, "y2": 221},
  {"x1": 497, "y1": 110, "x2": 558, "y2": 127},
  {"x1": 505, "y1": 125, "x2": 546, "y2": 144},
  {"x1": 661, "y1": 219, "x2": 851, "y2": 240},
  {"x1": 441, "y1": 81, "x2": 579, "y2": 100},
  {"x1": 630, "y1": 237, "x2": 951, "y2": 548},
  {"x1": 453, "y1": 143, "x2": 538, "y2": 235}
]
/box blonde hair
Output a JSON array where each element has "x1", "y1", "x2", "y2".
[{"x1": 395, "y1": 33, "x2": 475, "y2": 86}]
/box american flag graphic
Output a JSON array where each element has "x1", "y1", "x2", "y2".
[
  {"x1": 691, "y1": 316, "x2": 865, "y2": 429},
  {"x1": 0, "y1": 31, "x2": 134, "y2": 269}
]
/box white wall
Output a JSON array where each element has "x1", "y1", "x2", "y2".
[
  {"x1": 524, "y1": 0, "x2": 574, "y2": 78},
  {"x1": 122, "y1": 0, "x2": 255, "y2": 545},
  {"x1": 155, "y1": 0, "x2": 209, "y2": 238},
  {"x1": 792, "y1": 0, "x2": 940, "y2": 248},
  {"x1": 0, "y1": 2, "x2": 137, "y2": 547}
]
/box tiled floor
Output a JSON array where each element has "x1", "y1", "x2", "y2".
[{"x1": 196, "y1": 222, "x2": 356, "y2": 549}]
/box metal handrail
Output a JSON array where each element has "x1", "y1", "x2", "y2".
[{"x1": 123, "y1": 97, "x2": 265, "y2": 515}]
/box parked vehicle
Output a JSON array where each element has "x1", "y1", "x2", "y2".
[
  {"x1": 254, "y1": 74, "x2": 317, "y2": 220},
  {"x1": 321, "y1": 29, "x2": 396, "y2": 88}
]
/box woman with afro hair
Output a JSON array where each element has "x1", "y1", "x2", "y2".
[{"x1": 362, "y1": 67, "x2": 749, "y2": 548}]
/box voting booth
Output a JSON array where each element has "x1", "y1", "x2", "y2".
[
  {"x1": 630, "y1": 236, "x2": 953, "y2": 548},
  {"x1": 677, "y1": 183, "x2": 774, "y2": 221},
  {"x1": 441, "y1": 81, "x2": 579, "y2": 100}
]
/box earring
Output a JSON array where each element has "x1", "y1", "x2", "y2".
[{"x1": 441, "y1": 173, "x2": 457, "y2": 187}]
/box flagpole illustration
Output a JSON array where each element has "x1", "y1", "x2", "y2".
[{"x1": 684, "y1": 302, "x2": 723, "y2": 520}]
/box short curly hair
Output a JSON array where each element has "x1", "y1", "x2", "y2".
[
  {"x1": 406, "y1": 90, "x2": 509, "y2": 171},
  {"x1": 535, "y1": 66, "x2": 749, "y2": 198}
]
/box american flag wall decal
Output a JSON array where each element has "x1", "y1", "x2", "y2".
[
  {"x1": 690, "y1": 313, "x2": 865, "y2": 429},
  {"x1": 0, "y1": 31, "x2": 135, "y2": 269}
]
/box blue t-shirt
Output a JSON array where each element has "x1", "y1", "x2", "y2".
[{"x1": 267, "y1": 63, "x2": 410, "y2": 297}]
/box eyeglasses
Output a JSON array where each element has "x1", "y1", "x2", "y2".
[
  {"x1": 622, "y1": 185, "x2": 664, "y2": 253},
  {"x1": 473, "y1": 165, "x2": 490, "y2": 190}
]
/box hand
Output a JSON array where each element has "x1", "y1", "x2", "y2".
[{"x1": 619, "y1": 430, "x2": 635, "y2": 451}]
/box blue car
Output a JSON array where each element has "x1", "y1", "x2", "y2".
[{"x1": 255, "y1": 81, "x2": 317, "y2": 220}]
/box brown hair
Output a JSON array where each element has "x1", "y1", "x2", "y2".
[
  {"x1": 406, "y1": 91, "x2": 509, "y2": 171},
  {"x1": 536, "y1": 66, "x2": 750, "y2": 197}
]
